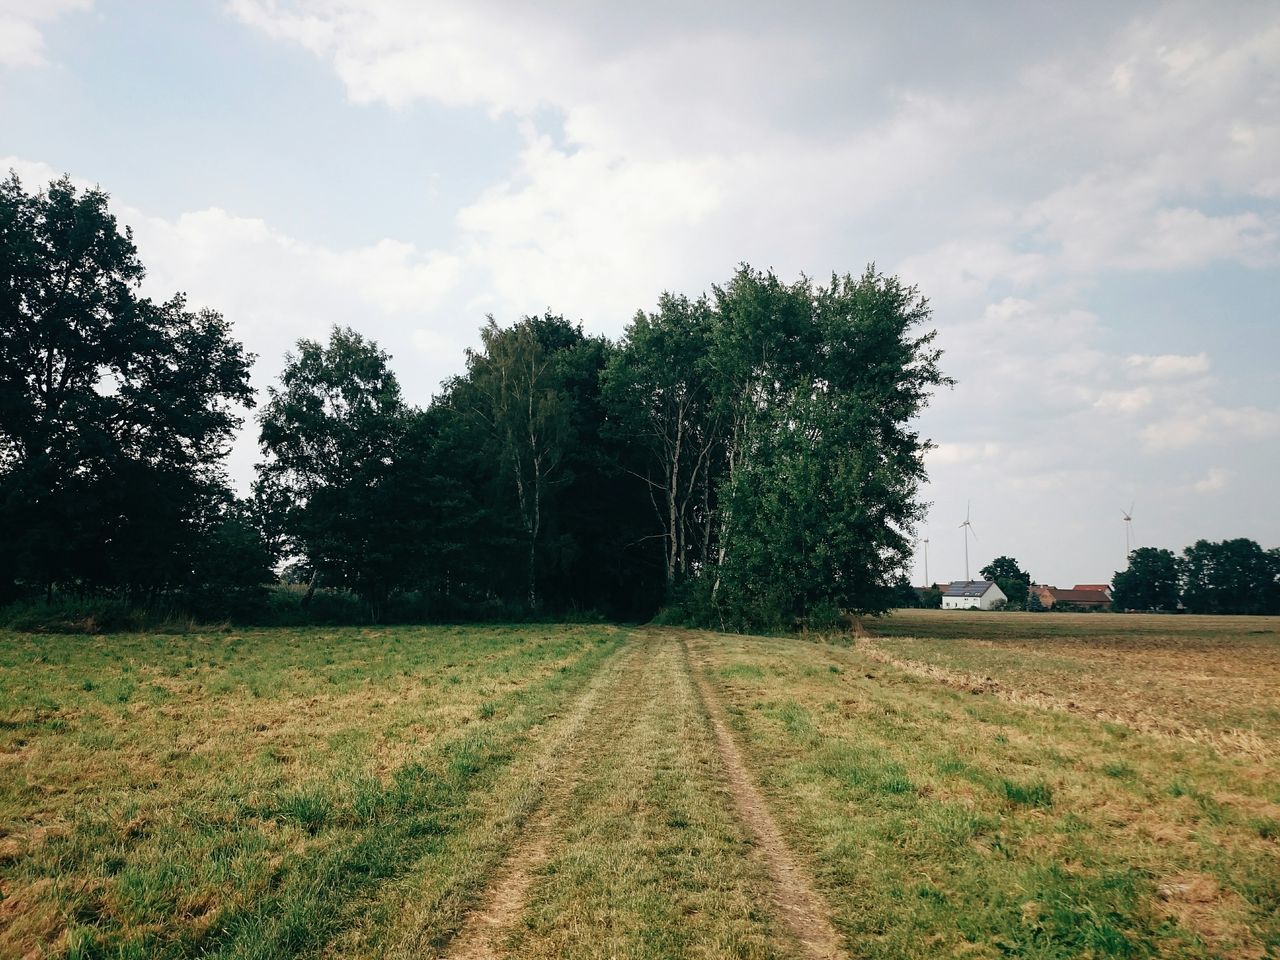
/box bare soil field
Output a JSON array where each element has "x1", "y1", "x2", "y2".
[{"x1": 2, "y1": 615, "x2": 1277, "y2": 958}]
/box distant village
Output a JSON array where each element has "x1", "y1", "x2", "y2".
[{"x1": 916, "y1": 581, "x2": 1111, "y2": 611}]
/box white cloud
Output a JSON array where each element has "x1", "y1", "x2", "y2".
[
  {"x1": 1125, "y1": 352, "x2": 1210, "y2": 379},
  {"x1": 898, "y1": 240, "x2": 1046, "y2": 303},
  {"x1": 127, "y1": 207, "x2": 461, "y2": 369},
  {"x1": 1141, "y1": 406, "x2": 1280, "y2": 452},
  {"x1": 454, "y1": 132, "x2": 724, "y2": 322},
  {"x1": 1191, "y1": 467, "x2": 1232, "y2": 494},
  {"x1": 1094, "y1": 387, "x2": 1154, "y2": 414},
  {"x1": 927, "y1": 442, "x2": 1005, "y2": 466},
  {"x1": 229, "y1": 1, "x2": 1280, "y2": 328},
  {"x1": 0, "y1": 0, "x2": 89, "y2": 68},
  {"x1": 0, "y1": 154, "x2": 91, "y2": 190}
]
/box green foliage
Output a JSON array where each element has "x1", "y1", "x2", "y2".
[
  {"x1": 920, "y1": 585, "x2": 944, "y2": 609},
  {"x1": 1111, "y1": 547, "x2": 1181, "y2": 612},
  {"x1": 980, "y1": 556, "x2": 1032, "y2": 608},
  {"x1": 4, "y1": 170, "x2": 945, "y2": 629},
  {"x1": 1180, "y1": 538, "x2": 1280, "y2": 615},
  {"x1": 619, "y1": 265, "x2": 949, "y2": 630},
  {"x1": 256, "y1": 326, "x2": 415, "y2": 618},
  {"x1": 0, "y1": 172, "x2": 255, "y2": 604},
  {"x1": 601, "y1": 294, "x2": 720, "y2": 591}
]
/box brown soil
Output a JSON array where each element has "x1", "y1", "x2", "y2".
[{"x1": 679, "y1": 634, "x2": 845, "y2": 960}]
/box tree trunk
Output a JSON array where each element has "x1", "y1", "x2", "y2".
[
  {"x1": 302, "y1": 569, "x2": 320, "y2": 607},
  {"x1": 528, "y1": 538, "x2": 537, "y2": 610}
]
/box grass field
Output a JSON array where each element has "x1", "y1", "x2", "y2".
[{"x1": 2, "y1": 613, "x2": 1278, "y2": 958}]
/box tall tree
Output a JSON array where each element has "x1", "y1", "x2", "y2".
[
  {"x1": 459, "y1": 315, "x2": 573, "y2": 609},
  {"x1": 0, "y1": 173, "x2": 253, "y2": 600},
  {"x1": 1180, "y1": 539, "x2": 1276, "y2": 615},
  {"x1": 603, "y1": 294, "x2": 721, "y2": 591},
  {"x1": 1111, "y1": 547, "x2": 1181, "y2": 612},
  {"x1": 711, "y1": 266, "x2": 949, "y2": 623},
  {"x1": 256, "y1": 326, "x2": 408, "y2": 617},
  {"x1": 980, "y1": 556, "x2": 1032, "y2": 608}
]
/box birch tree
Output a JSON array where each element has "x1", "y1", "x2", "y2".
[
  {"x1": 464, "y1": 316, "x2": 570, "y2": 609},
  {"x1": 602, "y1": 294, "x2": 721, "y2": 591}
]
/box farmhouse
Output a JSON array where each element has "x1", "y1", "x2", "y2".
[
  {"x1": 1031, "y1": 585, "x2": 1112, "y2": 609},
  {"x1": 942, "y1": 580, "x2": 1007, "y2": 610}
]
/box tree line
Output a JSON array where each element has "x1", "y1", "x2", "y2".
[
  {"x1": 901, "y1": 547, "x2": 1280, "y2": 615},
  {"x1": 1, "y1": 173, "x2": 950, "y2": 628},
  {"x1": 1112, "y1": 541, "x2": 1280, "y2": 615}
]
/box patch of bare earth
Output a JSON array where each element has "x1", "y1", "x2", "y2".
[
  {"x1": 678, "y1": 634, "x2": 844, "y2": 960},
  {"x1": 439, "y1": 640, "x2": 643, "y2": 960}
]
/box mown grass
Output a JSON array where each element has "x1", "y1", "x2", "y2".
[
  {"x1": 0, "y1": 624, "x2": 623, "y2": 958},
  {"x1": 506, "y1": 633, "x2": 789, "y2": 959},
  {"x1": 690, "y1": 616, "x2": 1280, "y2": 959},
  {"x1": 865, "y1": 609, "x2": 1280, "y2": 754}
]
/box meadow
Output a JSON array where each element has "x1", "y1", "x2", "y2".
[{"x1": 1, "y1": 612, "x2": 1277, "y2": 958}]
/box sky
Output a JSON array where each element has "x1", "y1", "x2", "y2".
[{"x1": 2, "y1": 0, "x2": 1278, "y2": 587}]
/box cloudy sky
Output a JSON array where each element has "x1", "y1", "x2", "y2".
[{"x1": 3, "y1": 0, "x2": 1278, "y2": 586}]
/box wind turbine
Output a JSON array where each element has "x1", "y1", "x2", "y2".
[
  {"x1": 1122, "y1": 501, "x2": 1135, "y2": 557},
  {"x1": 917, "y1": 537, "x2": 930, "y2": 587},
  {"x1": 959, "y1": 501, "x2": 977, "y2": 582}
]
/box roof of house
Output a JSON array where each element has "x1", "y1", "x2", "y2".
[
  {"x1": 1073, "y1": 584, "x2": 1111, "y2": 593},
  {"x1": 1048, "y1": 588, "x2": 1111, "y2": 604},
  {"x1": 943, "y1": 580, "x2": 998, "y2": 598}
]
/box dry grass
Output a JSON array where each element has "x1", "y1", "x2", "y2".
[
  {"x1": 0, "y1": 624, "x2": 622, "y2": 959},
  {"x1": 5, "y1": 615, "x2": 1278, "y2": 958},
  {"x1": 863, "y1": 610, "x2": 1280, "y2": 764},
  {"x1": 686, "y1": 612, "x2": 1280, "y2": 959}
]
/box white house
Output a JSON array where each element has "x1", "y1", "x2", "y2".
[{"x1": 942, "y1": 580, "x2": 1007, "y2": 610}]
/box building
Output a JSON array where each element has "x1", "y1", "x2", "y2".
[
  {"x1": 1031, "y1": 585, "x2": 1112, "y2": 609},
  {"x1": 942, "y1": 580, "x2": 1007, "y2": 610}
]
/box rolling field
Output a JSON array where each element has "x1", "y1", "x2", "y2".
[{"x1": 2, "y1": 614, "x2": 1278, "y2": 958}]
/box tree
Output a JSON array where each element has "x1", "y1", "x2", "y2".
[
  {"x1": 0, "y1": 172, "x2": 253, "y2": 601},
  {"x1": 691, "y1": 265, "x2": 949, "y2": 626},
  {"x1": 1111, "y1": 547, "x2": 1180, "y2": 612},
  {"x1": 602, "y1": 294, "x2": 721, "y2": 592},
  {"x1": 1180, "y1": 539, "x2": 1276, "y2": 615},
  {"x1": 458, "y1": 315, "x2": 574, "y2": 610},
  {"x1": 980, "y1": 556, "x2": 1032, "y2": 608},
  {"x1": 256, "y1": 326, "x2": 409, "y2": 618},
  {"x1": 604, "y1": 265, "x2": 949, "y2": 628}
]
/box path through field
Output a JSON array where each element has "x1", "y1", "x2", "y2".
[
  {"x1": 6, "y1": 617, "x2": 1277, "y2": 958},
  {"x1": 431, "y1": 628, "x2": 843, "y2": 959}
]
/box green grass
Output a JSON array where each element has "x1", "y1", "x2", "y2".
[
  {"x1": 5, "y1": 615, "x2": 1279, "y2": 958},
  {"x1": 691, "y1": 617, "x2": 1280, "y2": 959},
  {"x1": 0, "y1": 624, "x2": 623, "y2": 958}
]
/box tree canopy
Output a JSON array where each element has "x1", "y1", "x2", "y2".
[
  {"x1": 1110, "y1": 547, "x2": 1181, "y2": 612},
  {"x1": 3, "y1": 170, "x2": 960, "y2": 628},
  {"x1": 0, "y1": 173, "x2": 255, "y2": 604},
  {"x1": 980, "y1": 556, "x2": 1032, "y2": 608}
]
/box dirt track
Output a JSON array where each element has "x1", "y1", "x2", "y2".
[{"x1": 436, "y1": 629, "x2": 847, "y2": 959}]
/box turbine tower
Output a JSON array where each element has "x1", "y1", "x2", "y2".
[
  {"x1": 1122, "y1": 501, "x2": 1135, "y2": 557},
  {"x1": 959, "y1": 502, "x2": 977, "y2": 582},
  {"x1": 917, "y1": 537, "x2": 930, "y2": 587}
]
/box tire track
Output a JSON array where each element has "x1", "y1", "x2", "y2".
[
  {"x1": 678, "y1": 632, "x2": 846, "y2": 960},
  {"x1": 437, "y1": 635, "x2": 649, "y2": 960}
]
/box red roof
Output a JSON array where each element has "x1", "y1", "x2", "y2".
[
  {"x1": 1073, "y1": 584, "x2": 1111, "y2": 592},
  {"x1": 1049, "y1": 588, "x2": 1110, "y2": 605}
]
